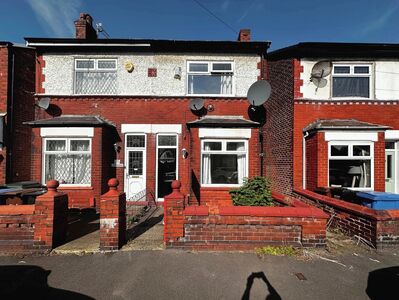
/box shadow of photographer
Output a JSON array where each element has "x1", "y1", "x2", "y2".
[{"x1": 242, "y1": 271, "x2": 282, "y2": 300}]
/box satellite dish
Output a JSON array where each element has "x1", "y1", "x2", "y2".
[
  {"x1": 189, "y1": 98, "x2": 205, "y2": 111},
  {"x1": 37, "y1": 97, "x2": 50, "y2": 110},
  {"x1": 247, "y1": 80, "x2": 271, "y2": 106},
  {"x1": 311, "y1": 77, "x2": 328, "y2": 92},
  {"x1": 311, "y1": 61, "x2": 332, "y2": 79}
]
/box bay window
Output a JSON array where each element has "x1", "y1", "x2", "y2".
[
  {"x1": 44, "y1": 138, "x2": 91, "y2": 185},
  {"x1": 201, "y1": 139, "x2": 247, "y2": 185},
  {"x1": 74, "y1": 58, "x2": 117, "y2": 94},
  {"x1": 328, "y1": 142, "x2": 373, "y2": 189},
  {"x1": 187, "y1": 61, "x2": 234, "y2": 96}
]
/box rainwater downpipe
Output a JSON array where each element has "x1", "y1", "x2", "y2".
[{"x1": 302, "y1": 131, "x2": 309, "y2": 189}]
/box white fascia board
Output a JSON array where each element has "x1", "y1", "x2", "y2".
[
  {"x1": 324, "y1": 131, "x2": 378, "y2": 142},
  {"x1": 199, "y1": 128, "x2": 251, "y2": 138},
  {"x1": 40, "y1": 127, "x2": 94, "y2": 137},
  {"x1": 385, "y1": 130, "x2": 399, "y2": 140},
  {"x1": 121, "y1": 124, "x2": 182, "y2": 134}
]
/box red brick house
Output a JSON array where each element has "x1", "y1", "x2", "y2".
[
  {"x1": 0, "y1": 42, "x2": 35, "y2": 185},
  {"x1": 266, "y1": 43, "x2": 399, "y2": 195},
  {"x1": 24, "y1": 13, "x2": 269, "y2": 209}
]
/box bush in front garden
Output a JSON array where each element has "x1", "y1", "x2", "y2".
[{"x1": 229, "y1": 176, "x2": 273, "y2": 206}]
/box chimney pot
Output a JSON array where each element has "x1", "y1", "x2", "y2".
[{"x1": 238, "y1": 29, "x2": 251, "y2": 42}]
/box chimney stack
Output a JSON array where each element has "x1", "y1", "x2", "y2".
[
  {"x1": 74, "y1": 13, "x2": 97, "y2": 40},
  {"x1": 237, "y1": 29, "x2": 251, "y2": 42}
]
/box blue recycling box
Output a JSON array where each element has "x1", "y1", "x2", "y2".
[{"x1": 356, "y1": 191, "x2": 399, "y2": 210}]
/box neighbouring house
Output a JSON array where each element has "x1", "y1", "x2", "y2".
[
  {"x1": 0, "y1": 42, "x2": 35, "y2": 185},
  {"x1": 24, "y1": 13, "x2": 269, "y2": 209},
  {"x1": 266, "y1": 42, "x2": 399, "y2": 195}
]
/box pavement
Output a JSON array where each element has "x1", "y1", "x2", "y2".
[{"x1": 0, "y1": 241, "x2": 398, "y2": 299}]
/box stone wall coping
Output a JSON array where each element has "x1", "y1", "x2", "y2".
[
  {"x1": 218, "y1": 206, "x2": 328, "y2": 218},
  {"x1": 0, "y1": 205, "x2": 35, "y2": 215},
  {"x1": 272, "y1": 191, "x2": 311, "y2": 208},
  {"x1": 294, "y1": 188, "x2": 399, "y2": 221},
  {"x1": 184, "y1": 206, "x2": 209, "y2": 216}
]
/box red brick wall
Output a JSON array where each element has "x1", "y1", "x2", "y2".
[
  {"x1": 31, "y1": 96, "x2": 260, "y2": 208},
  {"x1": 294, "y1": 102, "x2": 399, "y2": 190},
  {"x1": 305, "y1": 132, "x2": 328, "y2": 191},
  {"x1": 264, "y1": 59, "x2": 294, "y2": 194},
  {"x1": 0, "y1": 46, "x2": 9, "y2": 185},
  {"x1": 0, "y1": 45, "x2": 35, "y2": 184},
  {"x1": 295, "y1": 188, "x2": 399, "y2": 248}
]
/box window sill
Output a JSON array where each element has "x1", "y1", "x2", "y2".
[
  {"x1": 201, "y1": 185, "x2": 241, "y2": 191},
  {"x1": 57, "y1": 186, "x2": 94, "y2": 190}
]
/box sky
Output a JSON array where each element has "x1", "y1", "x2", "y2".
[{"x1": 1, "y1": 0, "x2": 399, "y2": 50}]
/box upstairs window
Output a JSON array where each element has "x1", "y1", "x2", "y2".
[
  {"x1": 74, "y1": 59, "x2": 117, "y2": 94},
  {"x1": 332, "y1": 64, "x2": 372, "y2": 98},
  {"x1": 187, "y1": 61, "x2": 234, "y2": 96}
]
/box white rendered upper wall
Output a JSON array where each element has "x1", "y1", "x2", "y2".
[
  {"x1": 41, "y1": 53, "x2": 260, "y2": 97},
  {"x1": 300, "y1": 59, "x2": 399, "y2": 100}
]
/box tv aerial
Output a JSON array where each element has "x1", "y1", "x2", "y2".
[
  {"x1": 189, "y1": 98, "x2": 205, "y2": 111},
  {"x1": 310, "y1": 61, "x2": 332, "y2": 92},
  {"x1": 36, "y1": 97, "x2": 50, "y2": 110},
  {"x1": 247, "y1": 80, "x2": 272, "y2": 108}
]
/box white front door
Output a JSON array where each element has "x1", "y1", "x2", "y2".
[
  {"x1": 125, "y1": 134, "x2": 146, "y2": 200},
  {"x1": 385, "y1": 151, "x2": 395, "y2": 193}
]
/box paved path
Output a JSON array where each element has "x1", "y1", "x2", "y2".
[{"x1": 0, "y1": 247, "x2": 398, "y2": 299}]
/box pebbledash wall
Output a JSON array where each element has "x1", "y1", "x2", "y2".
[
  {"x1": 0, "y1": 43, "x2": 35, "y2": 185},
  {"x1": 30, "y1": 52, "x2": 263, "y2": 208}
]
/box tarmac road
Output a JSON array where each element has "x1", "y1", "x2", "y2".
[{"x1": 0, "y1": 249, "x2": 398, "y2": 300}]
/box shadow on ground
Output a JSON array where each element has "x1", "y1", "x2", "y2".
[
  {"x1": 65, "y1": 209, "x2": 99, "y2": 243},
  {"x1": 126, "y1": 208, "x2": 163, "y2": 241},
  {"x1": 366, "y1": 266, "x2": 399, "y2": 300},
  {"x1": 242, "y1": 271, "x2": 282, "y2": 300},
  {"x1": 0, "y1": 265, "x2": 94, "y2": 299}
]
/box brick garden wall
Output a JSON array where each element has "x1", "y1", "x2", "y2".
[{"x1": 294, "y1": 188, "x2": 399, "y2": 248}]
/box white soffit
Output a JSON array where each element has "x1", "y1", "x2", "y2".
[
  {"x1": 385, "y1": 130, "x2": 399, "y2": 140},
  {"x1": 324, "y1": 131, "x2": 378, "y2": 142},
  {"x1": 121, "y1": 124, "x2": 182, "y2": 134},
  {"x1": 199, "y1": 128, "x2": 251, "y2": 138},
  {"x1": 40, "y1": 127, "x2": 94, "y2": 137}
]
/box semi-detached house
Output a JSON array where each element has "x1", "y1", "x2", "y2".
[{"x1": 24, "y1": 13, "x2": 269, "y2": 210}]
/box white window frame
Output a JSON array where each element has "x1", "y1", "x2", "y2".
[
  {"x1": 331, "y1": 63, "x2": 373, "y2": 100},
  {"x1": 200, "y1": 139, "x2": 248, "y2": 187},
  {"x1": 186, "y1": 61, "x2": 235, "y2": 97},
  {"x1": 42, "y1": 137, "x2": 92, "y2": 187},
  {"x1": 328, "y1": 141, "x2": 374, "y2": 190},
  {"x1": 74, "y1": 58, "x2": 117, "y2": 95},
  {"x1": 155, "y1": 133, "x2": 179, "y2": 200}
]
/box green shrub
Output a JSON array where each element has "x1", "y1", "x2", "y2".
[
  {"x1": 256, "y1": 246, "x2": 297, "y2": 257},
  {"x1": 229, "y1": 176, "x2": 273, "y2": 206}
]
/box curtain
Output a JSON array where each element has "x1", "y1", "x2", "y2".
[
  {"x1": 332, "y1": 77, "x2": 369, "y2": 98},
  {"x1": 202, "y1": 143, "x2": 212, "y2": 184},
  {"x1": 73, "y1": 154, "x2": 91, "y2": 184},
  {"x1": 46, "y1": 154, "x2": 90, "y2": 184},
  {"x1": 236, "y1": 142, "x2": 246, "y2": 184},
  {"x1": 220, "y1": 75, "x2": 232, "y2": 94}
]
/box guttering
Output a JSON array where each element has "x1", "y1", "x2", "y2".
[{"x1": 26, "y1": 42, "x2": 151, "y2": 47}]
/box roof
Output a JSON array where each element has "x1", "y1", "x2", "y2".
[
  {"x1": 268, "y1": 42, "x2": 399, "y2": 60},
  {"x1": 24, "y1": 115, "x2": 115, "y2": 127},
  {"x1": 24, "y1": 38, "x2": 270, "y2": 55},
  {"x1": 303, "y1": 119, "x2": 391, "y2": 133},
  {"x1": 187, "y1": 116, "x2": 259, "y2": 128}
]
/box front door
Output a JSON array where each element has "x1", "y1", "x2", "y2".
[
  {"x1": 156, "y1": 134, "x2": 178, "y2": 199},
  {"x1": 385, "y1": 151, "x2": 395, "y2": 193},
  {"x1": 125, "y1": 135, "x2": 146, "y2": 200}
]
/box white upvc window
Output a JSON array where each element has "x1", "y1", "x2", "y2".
[
  {"x1": 43, "y1": 138, "x2": 92, "y2": 186},
  {"x1": 328, "y1": 141, "x2": 374, "y2": 190},
  {"x1": 201, "y1": 139, "x2": 247, "y2": 186},
  {"x1": 74, "y1": 58, "x2": 117, "y2": 95},
  {"x1": 187, "y1": 61, "x2": 234, "y2": 96},
  {"x1": 332, "y1": 63, "x2": 372, "y2": 99}
]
